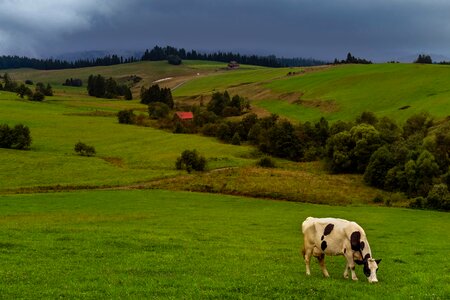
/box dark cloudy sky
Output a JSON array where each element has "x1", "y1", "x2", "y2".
[{"x1": 1, "y1": 0, "x2": 450, "y2": 62}]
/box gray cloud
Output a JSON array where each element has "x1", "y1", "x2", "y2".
[{"x1": 1, "y1": 0, "x2": 450, "y2": 61}]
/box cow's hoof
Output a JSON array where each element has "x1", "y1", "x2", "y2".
[
  {"x1": 352, "y1": 277, "x2": 358, "y2": 281},
  {"x1": 343, "y1": 274, "x2": 349, "y2": 279}
]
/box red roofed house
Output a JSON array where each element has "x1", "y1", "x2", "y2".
[{"x1": 173, "y1": 111, "x2": 194, "y2": 122}]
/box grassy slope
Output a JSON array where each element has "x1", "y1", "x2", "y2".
[
  {"x1": 175, "y1": 63, "x2": 450, "y2": 122},
  {"x1": 0, "y1": 190, "x2": 448, "y2": 299},
  {"x1": 263, "y1": 63, "x2": 450, "y2": 122},
  {"x1": 0, "y1": 91, "x2": 253, "y2": 191}
]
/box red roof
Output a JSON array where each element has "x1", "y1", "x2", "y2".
[{"x1": 175, "y1": 111, "x2": 194, "y2": 120}]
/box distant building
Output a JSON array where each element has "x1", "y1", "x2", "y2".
[
  {"x1": 228, "y1": 61, "x2": 240, "y2": 69},
  {"x1": 173, "y1": 111, "x2": 194, "y2": 122}
]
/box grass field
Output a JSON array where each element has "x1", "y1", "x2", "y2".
[
  {"x1": 0, "y1": 90, "x2": 254, "y2": 192},
  {"x1": 1, "y1": 60, "x2": 450, "y2": 299},
  {"x1": 0, "y1": 189, "x2": 448, "y2": 299}
]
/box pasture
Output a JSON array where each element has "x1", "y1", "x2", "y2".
[
  {"x1": 0, "y1": 90, "x2": 254, "y2": 192},
  {"x1": 0, "y1": 190, "x2": 448, "y2": 299}
]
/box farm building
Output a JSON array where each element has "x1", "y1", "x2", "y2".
[
  {"x1": 228, "y1": 61, "x2": 240, "y2": 69},
  {"x1": 173, "y1": 111, "x2": 194, "y2": 122}
]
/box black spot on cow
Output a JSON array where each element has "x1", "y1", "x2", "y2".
[
  {"x1": 360, "y1": 241, "x2": 365, "y2": 251},
  {"x1": 344, "y1": 248, "x2": 347, "y2": 253},
  {"x1": 350, "y1": 231, "x2": 361, "y2": 251},
  {"x1": 363, "y1": 263, "x2": 371, "y2": 277},
  {"x1": 364, "y1": 253, "x2": 371, "y2": 260},
  {"x1": 321, "y1": 240, "x2": 327, "y2": 251},
  {"x1": 324, "y1": 223, "x2": 334, "y2": 236},
  {"x1": 321, "y1": 235, "x2": 324, "y2": 241}
]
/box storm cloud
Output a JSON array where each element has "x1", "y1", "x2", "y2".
[{"x1": 1, "y1": 0, "x2": 450, "y2": 61}]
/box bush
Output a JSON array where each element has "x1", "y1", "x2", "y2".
[
  {"x1": 426, "y1": 184, "x2": 450, "y2": 210},
  {"x1": 175, "y1": 149, "x2": 206, "y2": 173},
  {"x1": 117, "y1": 110, "x2": 136, "y2": 124},
  {"x1": 256, "y1": 156, "x2": 276, "y2": 168},
  {"x1": 148, "y1": 102, "x2": 170, "y2": 119},
  {"x1": 409, "y1": 197, "x2": 426, "y2": 209},
  {"x1": 372, "y1": 194, "x2": 384, "y2": 203},
  {"x1": 0, "y1": 124, "x2": 32, "y2": 150},
  {"x1": 74, "y1": 142, "x2": 96, "y2": 157},
  {"x1": 29, "y1": 91, "x2": 45, "y2": 101},
  {"x1": 25, "y1": 79, "x2": 33, "y2": 85},
  {"x1": 231, "y1": 132, "x2": 241, "y2": 145}
]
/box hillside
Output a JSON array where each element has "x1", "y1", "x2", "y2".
[{"x1": 174, "y1": 63, "x2": 450, "y2": 122}]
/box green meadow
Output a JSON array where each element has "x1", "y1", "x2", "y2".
[
  {"x1": 0, "y1": 190, "x2": 448, "y2": 299},
  {"x1": 0, "y1": 90, "x2": 254, "y2": 192},
  {"x1": 1, "y1": 61, "x2": 449, "y2": 299},
  {"x1": 174, "y1": 63, "x2": 450, "y2": 122}
]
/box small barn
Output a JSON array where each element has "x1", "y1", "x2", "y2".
[
  {"x1": 173, "y1": 111, "x2": 194, "y2": 122},
  {"x1": 228, "y1": 61, "x2": 240, "y2": 69}
]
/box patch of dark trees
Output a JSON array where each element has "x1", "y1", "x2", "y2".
[
  {"x1": 0, "y1": 54, "x2": 138, "y2": 70},
  {"x1": 333, "y1": 53, "x2": 372, "y2": 64},
  {"x1": 87, "y1": 74, "x2": 132, "y2": 100},
  {"x1": 0, "y1": 123, "x2": 32, "y2": 150},
  {"x1": 142, "y1": 45, "x2": 328, "y2": 68},
  {"x1": 140, "y1": 85, "x2": 174, "y2": 108},
  {"x1": 414, "y1": 54, "x2": 433, "y2": 64},
  {"x1": 0, "y1": 46, "x2": 328, "y2": 70},
  {"x1": 1, "y1": 73, "x2": 52, "y2": 101},
  {"x1": 63, "y1": 78, "x2": 83, "y2": 87}
]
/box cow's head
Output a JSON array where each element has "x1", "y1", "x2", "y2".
[{"x1": 355, "y1": 257, "x2": 381, "y2": 283}]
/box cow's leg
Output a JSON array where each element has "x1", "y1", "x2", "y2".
[
  {"x1": 343, "y1": 263, "x2": 349, "y2": 279},
  {"x1": 303, "y1": 245, "x2": 313, "y2": 276},
  {"x1": 344, "y1": 251, "x2": 358, "y2": 281},
  {"x1": 317, "y1": 253, "x2": 329, "y2": 277}
]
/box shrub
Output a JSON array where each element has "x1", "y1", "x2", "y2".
[
  {"x1": 231, "y1": 132, "x2": 241, "y2": 145},
  {"x1": 25, "y1": 79, "x2": 33, "y2": 85},
  {"x1": 117, "y1": 110, "x2": 136, "y2": 124},
  {"x1": 0, "y1": 124, "x2": 32, "y2": 150},
  {"x1": 409, "y1": 197, "x2": 426, "y2": 209},
  {"x1": 175, "y1": 149, "x2": 206, "y2": 173},
  {"x1": 256, "y1": 156, "x2": 276, "y2": 168},
  {"x1": 426, "y1": 184, "x2": 450, "y2": 210},
  {"x1": 29, "y1": 91, "x2": 45, "y2": 101},
  {"x1": 74, "y1": 142, "x2": 96, "y2": 157},
  {"x1": 372, "y1": 194, "x2": 384, "y2": 204},
  {"x1": 148, "y1": 102, "x2": 170, "y2": 119}
]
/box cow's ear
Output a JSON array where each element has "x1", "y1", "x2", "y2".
[
  {"x1": 355, "y1": 260, "x2": 364, "y2": 265},
  {"x1": 375, "y1": 259, "x2": 382, "y2": 265}
]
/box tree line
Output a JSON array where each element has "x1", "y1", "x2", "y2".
[
  {"x1": 0, "y1": 45, "x2": 328, "y2": 71},
  {"x1": 141, "y1": 45, "x2": 328, "y2": 67},
  {"x1": 0, "y1": 55, "x2": 138, "y2": 70}
]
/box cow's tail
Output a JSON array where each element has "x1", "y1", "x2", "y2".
[{"x1": 301, "y1": 245, "x2": 306, "y2": 259}]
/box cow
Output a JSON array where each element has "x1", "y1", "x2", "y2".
[{"x1": 301, "y1": 217, "x2": 381, "y2": 283}]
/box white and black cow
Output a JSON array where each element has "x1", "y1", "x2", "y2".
[{"x1": 301, "y1": 217, "x2": 381, "y2": 283}]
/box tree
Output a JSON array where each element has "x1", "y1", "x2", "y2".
[
  {"x1": 414, "y1": 54, "x2": 432, "y2": 64},
  {"x1": 0, "y1": 124, "x2": 31, "y2": 150},
  {"x1": 16, "y1": 84, "x2": 32, "y2": 98},
  {"x1": 364, "y1": 146, "x2": 396, "y2": 188},
  {"x1": 10, "y1": 124, "x2": 32, "y2": 149},
  {"x1": 167, "y1": 55, "x2": 182, "y2": 65},
  {"x1": 175, "y1": 149, "x2": 206, "y2": 173}
]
